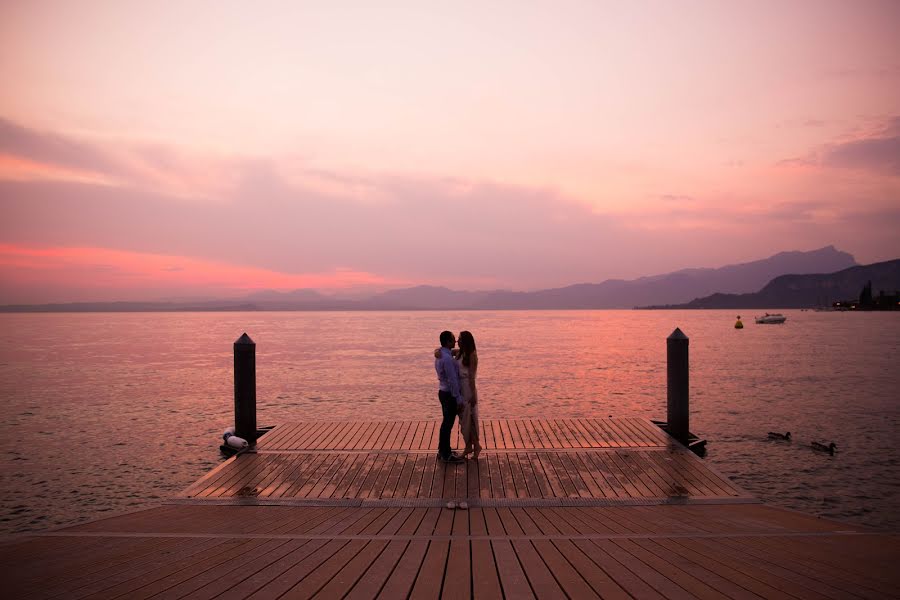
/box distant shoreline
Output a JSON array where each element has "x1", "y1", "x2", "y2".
[
  {"x1": 3, "y1": 251, "x2": 895, "y2": 313},
  {"x1": 1, "y1": 305, "x2": 887, "y2": 313}
]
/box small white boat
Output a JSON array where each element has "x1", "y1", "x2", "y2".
[{"x1": 755, "y1": 313, "x2": 787, "y2": 324}]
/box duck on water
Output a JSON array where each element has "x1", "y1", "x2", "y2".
[{"x1": 811, "y1": 441, "x2": 837, "y2": 455}]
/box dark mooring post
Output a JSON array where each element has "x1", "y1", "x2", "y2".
[
  {"x1": 234, "y1": 333, "x2": 257, "y2": 444},
  {"x1": 667, "y1": 327, "x2": 689, "y2": 445}
]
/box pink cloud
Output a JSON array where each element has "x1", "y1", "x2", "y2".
[
  {"x1": 822, "y1": 136, "x2": 900, "y2": 176},
  {"x1": 0, "y1": 124, "x2": 634, "y2": 291},
  {"x1": 0, "y1": 117, "x2": 241, "y2": 199},
  {"x1": 0, "y1": 153, "x2": 113, "y2": 185},
  {"x1": 1, "y1": 116, "x2": 899, "y2": 303},
  {"x1": 779, "y1": 116, "x2": 900, "y2": 176},
  {"x1": 0, "y1": 117, "x2": 122, "y2": 179}
]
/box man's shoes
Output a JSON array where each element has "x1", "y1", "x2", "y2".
[{"x1": 438, "y1": 454, "x2": 464, "y2": 463}]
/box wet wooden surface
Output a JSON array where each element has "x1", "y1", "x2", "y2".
[{"x1": 3, "y1": 418, "x2": 897, "y2": 598}]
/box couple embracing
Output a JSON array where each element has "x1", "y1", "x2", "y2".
[{"x1": 434, "y1": 330, "x2": 482, "y2": 463}]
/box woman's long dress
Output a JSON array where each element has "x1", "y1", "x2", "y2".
[{"x1": 457, "y1": 357, "x2": 479, "y2": 447}]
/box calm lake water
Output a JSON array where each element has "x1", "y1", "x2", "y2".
[{"x1": 1, "y1": 310, "x2": 898, "y2": 535}]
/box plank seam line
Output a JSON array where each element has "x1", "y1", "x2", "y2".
[
  {"x1": 252, "y1": 447, "x2": 672, "y2": 454},
  {"x1": 165, "y1": 497, "x2": 759, "y2": 507},
  {"x1": 29, "y1": 531, "x2": 885, "y2": 541},
  {"x1": 258, "y1": 419, "x2": 655, "y2": 424}
]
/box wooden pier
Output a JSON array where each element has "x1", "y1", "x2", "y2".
[{"x1": 3, "y1": 417, "x2": 897, "y2": 598}]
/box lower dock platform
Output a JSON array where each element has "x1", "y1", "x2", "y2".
[{"x1": 3, "y1": 418, "x2": 897, "y2": 599}]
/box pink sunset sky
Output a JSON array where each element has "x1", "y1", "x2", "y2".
[{"x1": 1, "y1": 1, "x2": 899, "y2": 303}]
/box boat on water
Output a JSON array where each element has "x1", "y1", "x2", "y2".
[{"x1": 756, "y1": 313, "x2": 787, "y2": 324}]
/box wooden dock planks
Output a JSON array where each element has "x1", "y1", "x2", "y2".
[
  {"x1": 185, "y1": 418, "x2": 740, "y2": 503},
  {"x1": 4, "y1": 418, "x2": 897, "y2": 599},
  {"x1": 254, "y1": 418, "x2": 673, "y2": 452},
  {"x1": 182, "y1": 449, "x2": 745, "y2": 502}
]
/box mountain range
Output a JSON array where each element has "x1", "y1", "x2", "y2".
[
  {"x1": 654, "y1": 258, "x2": 900, "y2": 309},
  {"x1": 373, "y1": 245, "x2": 856, "y2": 310},
  {"x1": 0, "y1": 246, "x2": 863, "y2": 311}
]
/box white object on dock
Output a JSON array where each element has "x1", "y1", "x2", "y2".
[
  {"x1": 224, "y1": 433, "x2": 248, "y2": 449},
  {"x1": 223, "y1": 427, "x2": 248, "y2": 449}
]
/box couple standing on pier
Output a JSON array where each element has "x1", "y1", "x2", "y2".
[{"x1": 434, "y1": 330, "x2": 482, "y2": 463}]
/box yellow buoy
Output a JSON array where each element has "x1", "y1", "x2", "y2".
[{"x1": 734, "y1": 315, "x2": 743, "y2": 329}]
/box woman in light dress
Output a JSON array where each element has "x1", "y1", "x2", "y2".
[
  {"x1": 456, "y1": 331, "x2": 482, "y2": 459},
  {"x1": 433, "y1": 330, "x2": 482, "y2": 459}
]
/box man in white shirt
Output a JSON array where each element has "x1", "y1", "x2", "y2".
[{"x1": 435, "y1": 330, "x2": 464, "y2": 463}]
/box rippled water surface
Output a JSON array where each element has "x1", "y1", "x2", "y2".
[{"x1": 1, "y1": 310, "x2": 898, "y2": 534}]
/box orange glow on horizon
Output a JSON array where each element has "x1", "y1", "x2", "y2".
[{"x1": 0, "y1": 244, "x2": 403, "y2": 303}]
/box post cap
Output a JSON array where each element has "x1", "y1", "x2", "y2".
[
  {"x1": 667, "y1": 327, "x2": 688, "y2": 341},
  {"x1": 234, "y1": 332, "x2": 255, "y2": 346}
]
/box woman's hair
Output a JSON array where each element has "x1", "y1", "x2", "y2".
[{"x1": 458, "y1": 330, "x2": 477, "y2": 367}]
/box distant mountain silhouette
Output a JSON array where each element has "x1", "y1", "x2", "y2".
[
  {"x1": 0, "y1": 246, "x2": 859, "y2": 312},
  {"x1": 651, "y1": 259, "x2": 900, "y2": 309},
  {"x1": 241, "y1": 289, "x2": 356, "y2": 310},
  {"x1": 353, "y1": 245, "x2": 856, "y2": 309},
  {"x1": 362, "y1": 286, "x2": 495, "y2": 309}
]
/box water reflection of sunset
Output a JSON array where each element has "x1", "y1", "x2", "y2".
[{"x1": 2, "y1": 310, "x2": 897, "y2": 531}]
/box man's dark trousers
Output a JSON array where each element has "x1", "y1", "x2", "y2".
[{"x1": 438, "y1": 391, "x2": 457, "y2": 459}]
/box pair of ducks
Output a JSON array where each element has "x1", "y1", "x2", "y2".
[{"x1": 767, "y1": 431, "x2": 838, "y2": 455}]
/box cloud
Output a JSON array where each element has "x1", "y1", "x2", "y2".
[
  {"x1": 0, "y1": 117, "x2": 244, "y2": 199},
  {"x1": 0, "y1": 118, "x2": 642, "y2": 291},
  {"x1": 821, "y1": 136, "x2": 900, "y2": 176},
  {"x1": 776, "y1": 157, "x2": 815, "y2": 169},
  {"x1": 780, "y1": 117, "x2": 900, "y2": 176},
  {"x1": 0, "y1": 171, "x2": 627, "y2": 291},
  {"x1": 1, "y1": 115, "x2": 898, "y2": 302},
  {"x1": 0, "y1": 117, "x2": 123, "y2": 180},
  {"x1": 620, "y1": 192, "x2": 900, "y2": 242},
  {"x1": 819, "y1": 65, "x2": 900, "y2": 81}
]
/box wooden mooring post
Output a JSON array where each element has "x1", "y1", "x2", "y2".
[
  {"x1": 667, "y1": 327, "x2": 690, "y2": 445},
  {"x1": 234, "y1": 332, "x2": 257, "y2": 444}
]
